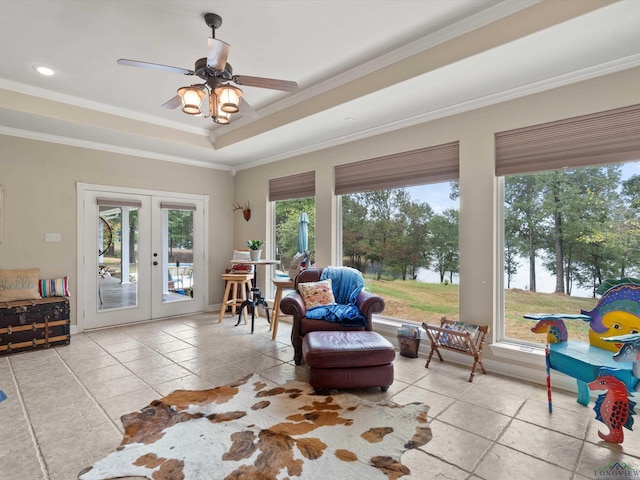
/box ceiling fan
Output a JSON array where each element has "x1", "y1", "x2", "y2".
[{"x1": 117, "y1": 12, "x2": 298, "y2": 124}]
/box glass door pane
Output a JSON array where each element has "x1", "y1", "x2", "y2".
[
  {"x1": 84, "y1": 191, "x2": 151, "y2": 330},
  {"x1": 162, "y1": 206, "x2": 194, "y2": 304},
  {"x1": 98, "y1": 205, "x2": 139, "y2": 310},
  {"x1": 152, "y1": 197, "x2": 204, "y2": 319}
]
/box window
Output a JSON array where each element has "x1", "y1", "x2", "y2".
[
  {"x1": 337, "y1": 142, "x2": 460, "y2": 325},
  {"x1": 274, "y1": 197, "x2": 315, "y2": 273},
  {"x1": 342, "y1": 184, "x2": 459, "y2": 324},
  {"x1": 496, "y1": 104, "x2": 640, "y2": 346},
  {"x1": 269, "y1": 172, "x2": 316, "y2": 286}
]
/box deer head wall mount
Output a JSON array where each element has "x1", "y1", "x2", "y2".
[{"x1": 232, "y1": 201, "x2": 251, "y2": 221}]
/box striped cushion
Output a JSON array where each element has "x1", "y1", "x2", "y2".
[{"x1": 39, "y1": 277, "x2": 70, "y2": 297}]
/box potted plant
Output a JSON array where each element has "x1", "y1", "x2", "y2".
[{"x1": 247, "y1": 240, "x2": 264, "y2": 261}]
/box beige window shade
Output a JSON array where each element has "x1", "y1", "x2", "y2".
[
  {"x1": 96, "y1": 198, "x2": 142, "y2": 208},
  {"x1": 334, "y1": 142, "x2": 459, "y2": 196},
  {"x1": 269, "y1": 171, "x2": 316, "y2": 201},
  {"x1": 160, "y1": 202, "x2": 197, "y2": 211},
  {"x1": 496, "y1": 104, "x2": 640, "y2": 176}
]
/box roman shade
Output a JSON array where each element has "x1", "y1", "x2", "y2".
[
  {"x1": 495, "y1": 104, "x2": 640, "y2": 176},
  {"x1": 96, "y1": 198, "x2": 142, "y2": 208},
  {"x1": 160, "y1": 202, "x2": 197, "y2": 211},
  {"x1": 334, "y1": 142, "x2": 459, "y2": 195},
  {"x1": 269, "y1": 171, "x2": 316, "y2": 201}
]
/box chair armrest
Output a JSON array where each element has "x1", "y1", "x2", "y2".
[
  {"x1": 356, "y1": 290, "x2": 385, "y2": 329},
  {"x1": 280, "y1": 291, "x2": 307, "y2": 319}
]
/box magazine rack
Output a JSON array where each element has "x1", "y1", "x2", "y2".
[{"x1": 422, "y1": 318, "x2": 489, "y2": 382}]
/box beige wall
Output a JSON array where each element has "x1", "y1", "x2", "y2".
[
  {"x1": 0, "y1": 137, "x2": 236, "y2": 325},
  {"x1": 233, "y1": 66, "x2": 640, "y2": 375}
]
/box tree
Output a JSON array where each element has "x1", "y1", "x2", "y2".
[
  {"x1": 428, "y1": 209, "x2": 459, "y2": 283},
  {"x1": 342, "y1": 194, "x2": 369, "y2": 271},
  {"x1": 505, "y1": 175, "x2": 548, "y2": 292},
  {"x1": 539, "y1": 166, "x2": 622, "y2": 295},
  {"x1": 389, "y1": 199, "x2": 433, "y2": 280},
  {"x1": 360, "y1": 189, "x2": 410, "y2": 280},
  {"x1": 504, "y1": 205, "x2": 521, "y2": 288}
]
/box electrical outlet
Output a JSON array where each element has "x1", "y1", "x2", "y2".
[{"x1": 44, "y1": 233, "x2": 62, "y2": 243}]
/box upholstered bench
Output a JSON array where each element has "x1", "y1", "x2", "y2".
[{"x1": 302, "y1": 331, "x2": 395, "y2": 392}]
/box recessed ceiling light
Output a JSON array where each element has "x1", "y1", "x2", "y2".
[{"x1": 33, "y1": 65, "x2": 55, "y2": 76}]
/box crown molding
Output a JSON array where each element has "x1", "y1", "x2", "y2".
[
  {"x1": 0, "y1": 125, "x2": 230, "y2": 171},
  {"x1": 235, "y1": 53, "x2": 640, "y2": 171},
  {"x1": 0, "y1": 78, "x2": 211, "y2": 137}
]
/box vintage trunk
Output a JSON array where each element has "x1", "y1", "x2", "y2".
[{"x1": 0, "y1": 297, "x2": 70, "y2": 355}]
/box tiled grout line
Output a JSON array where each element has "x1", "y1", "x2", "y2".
[
  {"x1": 572, "y1": 437, "x2": 588, "y2": 480},
  {"x1": 470, "y1": 400, "x2": 534, "y2": 479},
  {"x1": 51, "y1": 347, "x2": 124, "y2": 436},
  {"x1": 7, "y1": 356, "x2": 49, "y2": 480}
]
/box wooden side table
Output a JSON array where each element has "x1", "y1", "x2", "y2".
[{"x1": 271, "y1": 277, "x2": 294, "y2": 340}]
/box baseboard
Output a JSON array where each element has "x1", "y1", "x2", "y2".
[{"x1": 373, "y1": 319, "x2": 579, "y2": 396}]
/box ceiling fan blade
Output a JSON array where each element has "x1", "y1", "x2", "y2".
[
  {"x1": 162, "y1": 95, "x2": 182, "y2": 110},
  {"x1": 207, "y1": 38, "x2": 230, "y2": 71},
  {"x1": 117, "y1": 59, "x2": 194, "y2": 76},
  {"x1": 238, "y1": 98, "x2": 258, "y2": 120},
  {"x1": 232, "y1": 75, "x2": 298, "y2": 92}
]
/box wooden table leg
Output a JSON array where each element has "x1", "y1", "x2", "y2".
[{"x1": 271, "y1": 286, "x2": 283, "y2": 340}]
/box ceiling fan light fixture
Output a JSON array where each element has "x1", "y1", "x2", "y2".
[
  {"x1": 210, "y1": 92, "x2": 230, "y2": 124},
  {"x1": 214, "y1": 84, "x2": 242, "y2": 113},
  {"x1": 178, "y1": 86, "x2": 206, "y2": 115}
]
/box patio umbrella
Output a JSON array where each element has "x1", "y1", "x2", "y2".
[{"x1": 297, "y1": 211, "x2": 308, "y2": 254}]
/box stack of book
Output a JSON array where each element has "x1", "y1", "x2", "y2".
[{"x1": 397, "y1": 324, "x2": 421, "y2": 339}]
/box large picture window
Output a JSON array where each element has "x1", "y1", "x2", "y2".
[
  {"x1": 269, "y1": 172, "x2": 316, "y2": 288},
  {"x1": 337, "y1": 142, "x2": 460, "y2": 325},
  {"x1": 497, "y1": 104, "x2": 640, "y2": 346},
  {"x1": 342, "y1": 183, "x2": 459, "y2": 323}
]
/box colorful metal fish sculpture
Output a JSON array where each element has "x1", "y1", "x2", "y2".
[
  {"x1": 529, "y1": 318, "x2": 569, "y2": 343},
  {"x1": 582, "y1": 279, "x2": 640, "y2": 352},
  {"x1": 605, "y1": 333, "x2": 640, "y2": 363},
  {"x1": 587, "y1": 373, "x2": 636, "y2": 443}
]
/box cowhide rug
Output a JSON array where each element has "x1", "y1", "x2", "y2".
[{"x1": 79, "y1": 374, "x2": 431, "y2": 480}]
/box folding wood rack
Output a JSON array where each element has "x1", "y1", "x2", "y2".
[{"x1": 422, "y1": 318, "x2": 489, "y2": 382}]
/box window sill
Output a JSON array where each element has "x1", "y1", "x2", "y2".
[{"x1": 489, "y1": 341, "x2": 545, "y2": 365}]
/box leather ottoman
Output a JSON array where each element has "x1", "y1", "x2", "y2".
[{"x1": 302, "y1": 330, "x2": 395, "y2": 392}]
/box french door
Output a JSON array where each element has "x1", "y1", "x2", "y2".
[{"x1": 80, "y1": 185, "x2": 206, "y2": 329}]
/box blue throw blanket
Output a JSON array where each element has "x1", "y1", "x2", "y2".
[{"x1": 305, "y1": 267, "x2": 366, "y2": 326}]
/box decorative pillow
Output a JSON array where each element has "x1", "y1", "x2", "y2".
[
  {"x1": 39, "y1": 277, "x2": 70, "y2": 297},
  {"x1": 232, "y1": 250, "x2": 251, "y2": 261},
  {"x1": 231, "y1": 250, "x2": 254, "y2": 273},
  {"x1": 298, "y1": 279, "x2": 336, "y2": 309},
  {"x1": 289, "y1": 250, "x2": 310, "y2": 280},
  {"x1": 0, "y1": 268, "x2": 42, "y2": 302}
]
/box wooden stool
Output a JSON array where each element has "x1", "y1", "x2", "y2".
[
  {"x1": 219, "y1": 273, "x2": 253, "y2": 324},
  {"x1": 270, "y1": 277, "x2": 294, "y2": 340}
]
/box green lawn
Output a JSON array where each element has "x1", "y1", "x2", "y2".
[{"x1": 365, "y1": 277, "x2": 597, "y2": 344}]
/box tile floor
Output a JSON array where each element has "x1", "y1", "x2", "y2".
[{"x1": 2, "y1": 312, "x2": 640, "y2": 480}]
